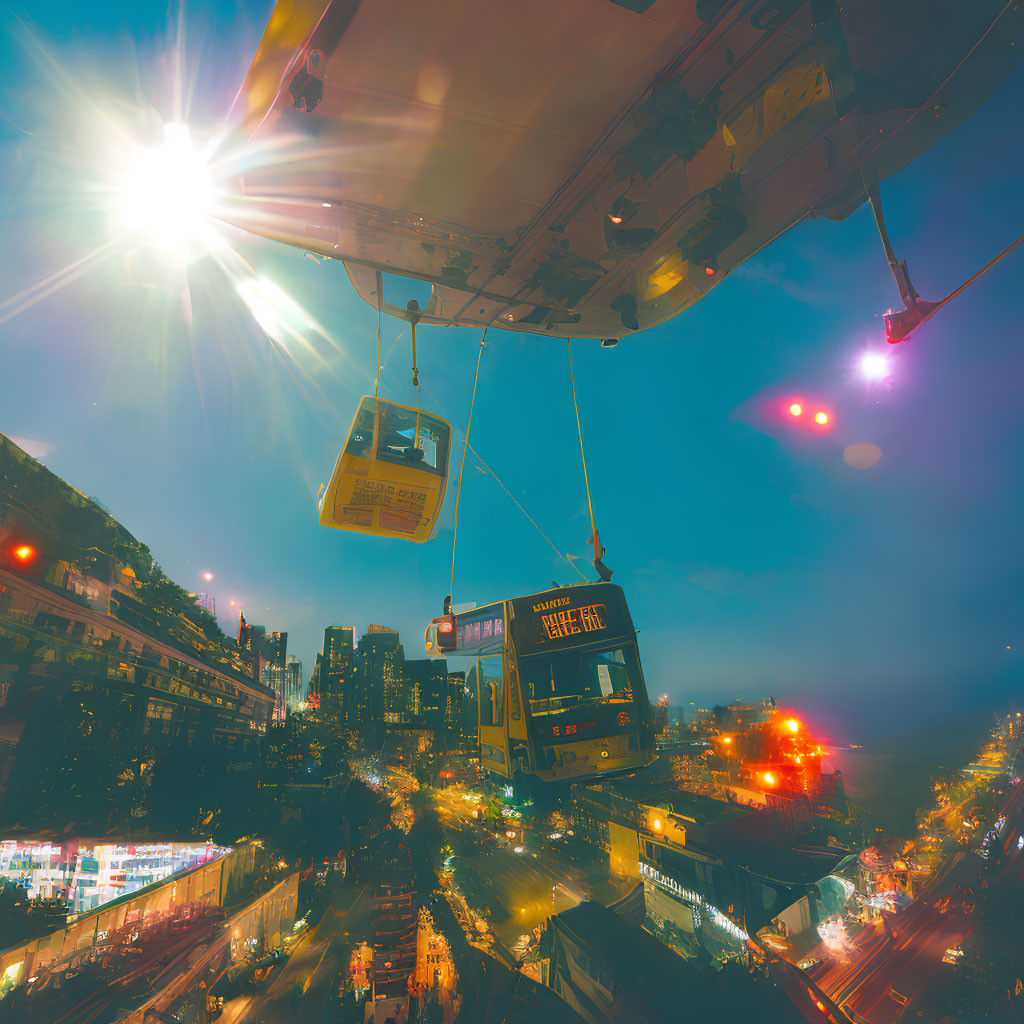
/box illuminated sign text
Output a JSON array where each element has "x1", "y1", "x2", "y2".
[{"x1": 540, "y1": 604, "x2": 606, "y2": 641}]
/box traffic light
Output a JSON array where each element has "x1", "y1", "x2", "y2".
[{"x1": 437, "y1": 595, "x2": 457, "y2": 652}]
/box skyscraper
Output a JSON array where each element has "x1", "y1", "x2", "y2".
[
  {"x1": 405, "y1": 659, "x2": 448, "y2": 734},
  {"x1": 443, "y1": 671, "x2": 466, "y2": 749},
  {"x1": 247, "y1": 628, "x2": 289, "y2": 721},
  {"x1": 356, "y1": 626, "x2": 404, "y2": 727},
  {"x1": 322, "y1": 626, "x2": 356, "y2": 698}
]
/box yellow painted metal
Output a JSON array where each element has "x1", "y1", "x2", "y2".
[{"x1": 318, "y1": 396, "x2": 451, "y2": 543}]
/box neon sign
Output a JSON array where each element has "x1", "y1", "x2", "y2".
[
  {"x1": 638, "y1": 860, "x2": 748, "y2": 942},
  {"x1": 540, "y1": 604, "x2": 606, "y2": 641}
]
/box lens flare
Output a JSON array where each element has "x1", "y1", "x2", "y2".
[
  {"x1": 860, "y1": 352, "x2": 890, "y2": 381},
  {"x1": 115, "y1": 123, "x2": 219, "y2": 262},
  {"x1": 789, "y1": 403, "x2": 803, "y2": 417}
]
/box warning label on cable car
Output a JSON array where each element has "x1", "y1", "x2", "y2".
[{"x1": 347, "y1": 479, "x2": 427, "y2": 533}]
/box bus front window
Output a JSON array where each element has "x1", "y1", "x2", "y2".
[{"x1": 522, "y1": 647, "x2": 636, "y2": 716}]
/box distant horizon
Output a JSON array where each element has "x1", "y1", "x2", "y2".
[{"x1": 2, "y1": 7, "x2": 1022, "y2": 761}]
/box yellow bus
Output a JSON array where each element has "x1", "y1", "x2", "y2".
[{"x1": 439, "y1": 582, "x2": 655, "y2": 785}]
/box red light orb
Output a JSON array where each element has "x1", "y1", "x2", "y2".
[
  {"x1": 704, "y1": 264, "x2": 716, "y2": 276},
  {"x1": 13, "y1": 544, "x2": 36, "y2": 563}
]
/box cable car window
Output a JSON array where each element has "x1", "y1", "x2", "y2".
[
  {"x1": 521, "y1": 647, "x2": 636, "y2": 717},
  {"x1": 377, "y1": 404, "x2": 450, "y2": 475},
  {"x1": 342, "y1": 399, "x2": 451, "y2": 476},
  {"x1": 343, "y1": 404, "x2": 376, "y2": 459}
]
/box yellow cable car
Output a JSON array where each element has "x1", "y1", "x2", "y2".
[
  {"x1": 428, "y1": 582, "x2": 655, "y2": 784},
  {"x1": 319, "y1": 396, "x2": 452, "y2": 542}
]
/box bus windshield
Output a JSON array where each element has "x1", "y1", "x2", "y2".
[{"x1": 521, "y1": 645, "x2": 638, "y2": 716}]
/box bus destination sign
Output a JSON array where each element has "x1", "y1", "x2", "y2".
[{"x1": 538, "y1": 603, "x2": 607, "y2": 641}]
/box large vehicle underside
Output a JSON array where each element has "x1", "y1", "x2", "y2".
[{"x1": 224, "y1": 0, "x2": 1020, "y2": 340}]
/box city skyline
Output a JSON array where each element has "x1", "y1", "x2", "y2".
[
  {"x1": 1, "y1": 4, "x2": 1022, "y2": 1021},
  {"x1": 2, "y1": 3, "x2": 1023, "y2": 753}
]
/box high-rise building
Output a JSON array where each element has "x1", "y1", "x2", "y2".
[
  {"x1": 405, "y1": 659, "x2": 448, "y2": 733},
  {"x1": 357, "y1": 626, "x2": 404, "y2": 728},
  {"x1": 460, "y1": 667, "x2": 480, "y2": 755},
  {"x1": 653, "y1": 695, "x2": 670, "y2": 747},
  {"x1": 309, "y1": 653, "x2": 322, "y2": 697},
  {"x1": 253, "y1": 630, "x2": 289, "y2": 720},
  {"x1": 0, "y1": 433, "x2": 275, "y2": 821},
  {"x1": 322, "y1": 626, "x2": 356, "y2": 697},
  {"x1": 443, "y1": 671, "x2": 465, "y2": 748},
  {"x1": 285, "y1": 655, "x2": 303, "y2": 709}
]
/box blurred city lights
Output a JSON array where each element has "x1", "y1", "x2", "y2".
[
  {"x1": 785, "y1": 718, "x2": 800, "y2": 733},
  {"x1": 762, "y1": 772, "x2": 777, "y2": 787},
  {"x1": 115, "y1": 123, "x2": 219, "y2": 262},
  {"x1": 860, "y1": 351, "x2": 891, "y2": 381}
]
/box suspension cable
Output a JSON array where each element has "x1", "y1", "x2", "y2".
[
  {"x1": 450, "y1": 329, "x2": 487, "y2": 602},
  {"x1": 568, "y1": 339, "x2": 608, "y2": 578},
  {"x1": 410, "y1": 318, "x2": 422, "y2": 446},
  {"x1": 374, "y1": 302, "x2": 382, "y2": 400},
  {"x1": 465, "y1": 446, "x2": 589, "y2": 581},
  {"x1": 930, "y1": 230, "x2": 1024, "y2": 318},
  {"x1": 402, "y1": 369, "x2": 585, "y2": 581}
]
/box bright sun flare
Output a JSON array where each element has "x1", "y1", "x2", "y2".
[{"x1": 116, "y1": 123, "x2": 217, "y2": 261}]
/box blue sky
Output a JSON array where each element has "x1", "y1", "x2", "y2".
[{"x1": 2, "y1": 2, "x2": 1022, "y2": 745}]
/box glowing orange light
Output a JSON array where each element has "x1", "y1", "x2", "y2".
[
  {"x1": 786, "y1": 718, "x2": 800, "y2": 734},
  {"x1": 439, "y1": 621, "x2": 453, "y2": 634},
  {"x1": 608, "y1": 214, "x2": 623, "y2": 225},
  {"x1": 762, "y1": 772, "x2": 777, "y2": 787},
  {"x1": 13, "y1": 544, "x2": 35, "y2": 563},
  {"x1": 722, "y1": 736, "x2": 732, "y2": 745},
  {"x1": 795, "y1": 756, "x2": 802, "y2": 765},
  {"x1": 202, "y1": 571, "x2": 214, "y2": 582},
  {"x1": 814, "y1": 411, "x2": 829, "y2": 425},
  {"x1": 651, "y1": 817, "x2": 663, "y2": 833},
  {"x1": 789, "y1": 403, "x2": 802, "y2": 417},
  {"x1": 704, "y1": 264, "x2": 716, "y2": 276}
]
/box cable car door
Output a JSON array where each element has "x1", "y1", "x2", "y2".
[
  {"x1": 476, "y1": 654, "x2": 510, "y2": 778},
  {"x1": 318, "y1": 396, "x2": 451, "y2": 542}
]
